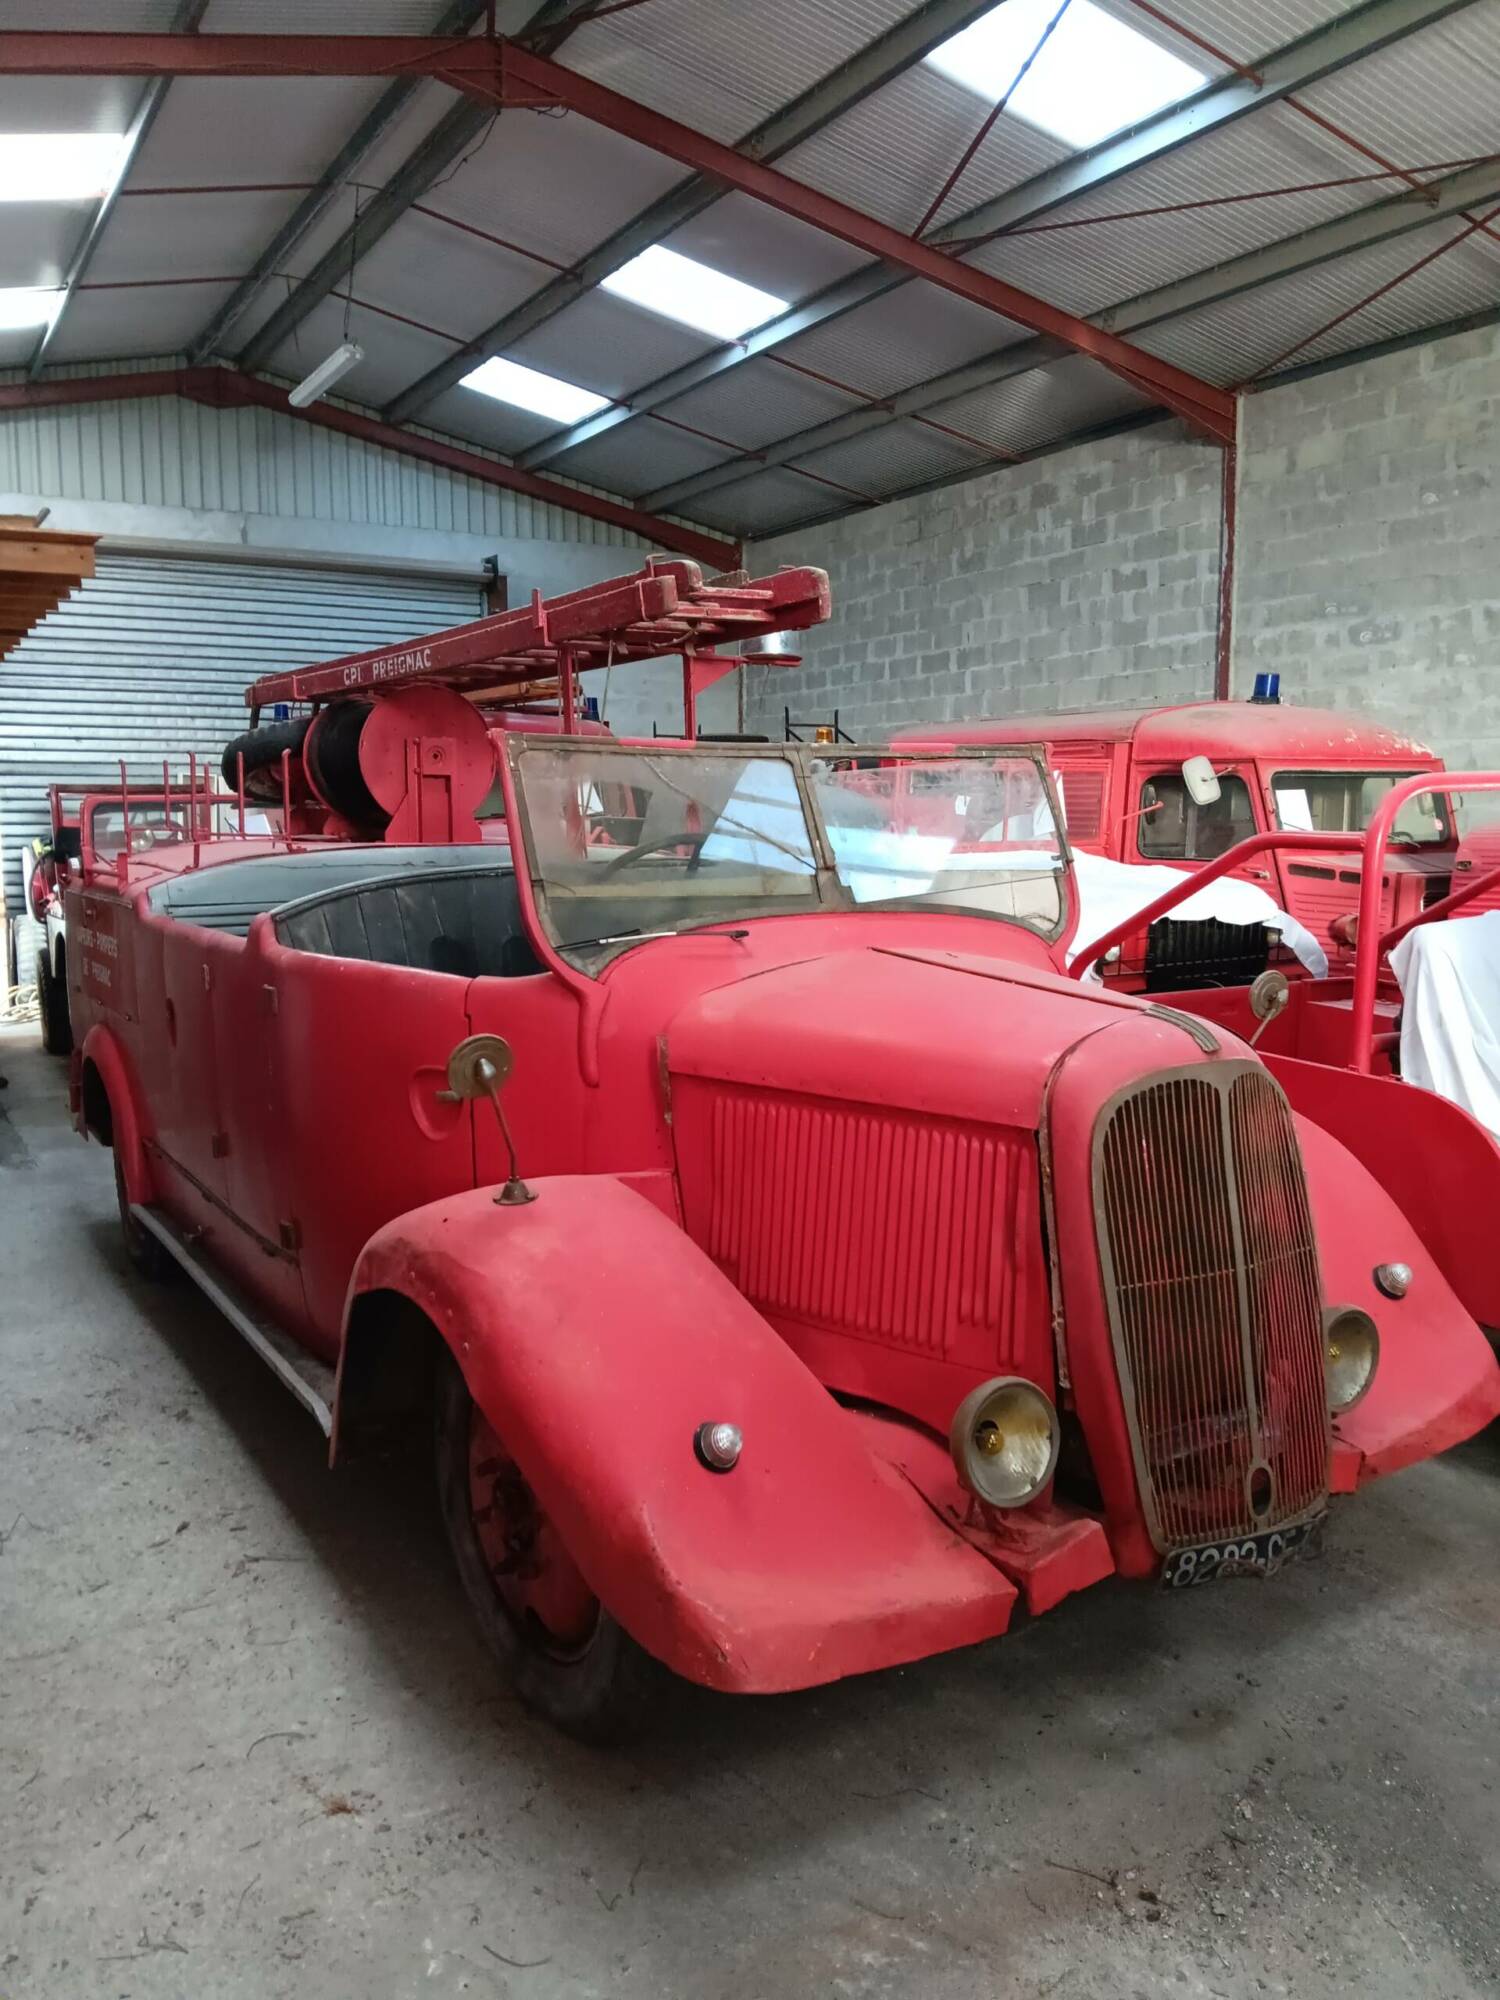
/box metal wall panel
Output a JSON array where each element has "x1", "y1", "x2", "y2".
[
  {"x1": 2, "y1": 552, "x2": 482, "y2": 979},
  {"x1": 0, "y1": 361, "x2": 648, "y2": 548}
]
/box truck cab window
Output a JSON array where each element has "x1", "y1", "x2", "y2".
[{"x1": 1138, "y1": 772, "x2": 1255, "y2": 861}]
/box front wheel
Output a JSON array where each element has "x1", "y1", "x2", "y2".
[
  {"x1": 434, "y1": 1352, "x2": 652, "y2": 1742},
  {"x1": 35, "y1": 950, "x2": 71, "y2": 1056}
]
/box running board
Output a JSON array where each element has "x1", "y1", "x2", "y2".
[{"x1": 130, "y1": 1204, "x2": 335, "y2": 1435}]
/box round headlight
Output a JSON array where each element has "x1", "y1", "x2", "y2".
[
  {"x1": 949, "y1": 1377, "x2": 1060, "y2": 1509},
  {"x1": 1324, "y1": 1306, "x2": 1380, "y2": 1413}
]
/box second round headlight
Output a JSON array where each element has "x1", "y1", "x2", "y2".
[
  {"x1": 949, "y1": 1376, "x2": 1060, "y2": 1509},
  {"x1": 1323, "y1": 1305, "x2": 1380, "y2": 1412}
]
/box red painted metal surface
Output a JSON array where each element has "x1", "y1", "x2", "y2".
[
  {"x1": 0, "y1": 368, "x2": 740, "y2": 571},
  {"x1": 245, "y1": 558, "x2": 826, "y2": 708},
  {"x1": 58, "y1": 575, "x2": 1500, "y2": 1707},
  {"x1": 0, "y1": 31, "x2": 1236, "y2": 441}
]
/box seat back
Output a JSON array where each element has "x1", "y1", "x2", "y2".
[{"x1": 274, "y1": 865, "x2": 541, "y2": 977}]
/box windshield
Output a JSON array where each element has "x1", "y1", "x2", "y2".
[
  {"x1": 513, "y1": 744, "x2": 1066, "y2": 964},
  {"x1": 1271, "y1": 770, "x2": 1451, "y2": 846},
  {"x1": 89, "y1": 800, "x2": 190, "y2": 860}
]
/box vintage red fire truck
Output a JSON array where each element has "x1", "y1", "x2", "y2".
[
  {"x1": 24, "y1": 776, "x2": 225, "y2": 1055},
  {"x1": 62, "y1": 562, "x2": 1500, "y2": 1739},
  {"x1": 897, "y1": 695, "x2": 1452, "y2": 987}
]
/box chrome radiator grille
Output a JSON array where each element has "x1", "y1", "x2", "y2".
[{"x1": 1094, "y1": 1064, "x2": 1329, "y2": 1551}]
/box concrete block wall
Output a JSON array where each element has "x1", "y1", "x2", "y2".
[
  {"x1": 744, "y1": 421, "x2": 1224, "y2": 739},
  {"x1": 742, "y1": 320, "x2": 1500, "y2": 768},
  {"x1": 1233, "y1": 323, "x2": 1500, "y2": 770}
]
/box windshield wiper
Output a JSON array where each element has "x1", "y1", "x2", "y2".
[{"x1": 562, "y1": 924, "x2": 751, "y2": 952}]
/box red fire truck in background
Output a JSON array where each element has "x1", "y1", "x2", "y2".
[{"x1": 897, "y1": 692, "x2": 1457, "y2": 988}]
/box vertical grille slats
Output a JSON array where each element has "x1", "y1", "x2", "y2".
[
  {"x1": 689, "y1": 1084, "x2": 1041, "y2": 1365},
  {"x1": 1096, "y1": 1064, "x2": 1330, "y2": 1551}
]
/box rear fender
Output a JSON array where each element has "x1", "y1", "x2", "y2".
[
  {"x1": 1295, "y1": 1116, "x2": 1500, "y2": 1481},
  {"x1": 342, "y1": 1176, "x2": 1016, "y2": 1693},
  {"x1": 77, "y1": 1024, "x2": 152, "y2": 1203}
]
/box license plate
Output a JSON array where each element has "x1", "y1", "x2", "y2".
[{"x1": 1161, "y1": 1517, "x2": 1322, "y2": 1590}]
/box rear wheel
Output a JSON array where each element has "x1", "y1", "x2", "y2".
[
  {"x1": 434, "y1": 1352, "x2": 652, "y2": 1742},
  {"x1": 35, "y1": 950, "x2": 71, "y2": 1056},
  {"x1": 114, "y1": 1146, "x2": 173, "y2": 1281}
]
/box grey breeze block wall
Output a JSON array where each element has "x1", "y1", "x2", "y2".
[
  {"x1": 743, "y1": 421, "x2": 1226, "y2": 740},
  {"x1": 744, "y1": 319, "x2": 1500, "y2": 769}
]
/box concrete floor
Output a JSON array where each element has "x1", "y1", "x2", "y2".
[{"x1": 2, "y1": 1023, "x2": 1498, "y2": 2000}]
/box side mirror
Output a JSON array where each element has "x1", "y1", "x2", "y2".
[
  {"x1": 1182, "y1": 754, "x2": 1222, "y2": 806},
  {"x1": 441, "y1": 1033, "x2": 536, "y2": 1206}
]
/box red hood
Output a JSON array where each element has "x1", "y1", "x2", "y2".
[{"x1": 666, "y1": 944, "x2": 1223, "y2": 1130}]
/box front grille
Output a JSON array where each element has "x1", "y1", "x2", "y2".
[{"x1": 1094, "y1": 1064, "x2": 1328, "y2": 1550}]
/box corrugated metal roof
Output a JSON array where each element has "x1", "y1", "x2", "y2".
[
  {"x1": 965, "y1": 102, "x2": 1370, "y2": 318},
  {"x1": 5, "y1": 0, "x2": 1500, "y2": 541},
  {"x1": 790, "y1": 416, "x2": 997, "y2": 498},
  {"x1": 565, "y1": 0, "x2": 929, "y2": 145},
  {"x1": 1293, "y1": 5, "x2": 1500, "y2": 170},
  {"x1": 920, "y1": 354, "x2": 1154, "y2": 454},
  {"x1": 775, "y1": 281, "x2": 1030, "y2": 398},
  {"x1": 42, "y1": 284, "x2": 242, "y2": 365},
  {"x1": 661, "y1": 357, "x2": 864, "y2": 453},
  {"x1": 510, "y1": 288, "x2": 715, "y2": 401},
  {"x1": 778, "y1": 63, "x2": 1071, "y2": 232},
  {"x1": 686, "y1": 466, "x2": 842, "y2": 537},
  {"x1": 1135, "y1": 220, "x2": 1500, "y2": 384},
  {"x1": 1096, "y1": 0, "x2": 1357, "y2": 68}
]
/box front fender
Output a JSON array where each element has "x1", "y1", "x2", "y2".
[
  {"x1": 344, "y1": 1176, "x2": 1016, "y2": 1693},
  {"x1": 1295, "y1": 1116, "x2": 1500, "y2": 1482}
]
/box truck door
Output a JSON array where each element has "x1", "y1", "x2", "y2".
[
  {"x1": 1134, "y1": 763, "x2": 1260, "y2": 874},
  {"x1": 151, "y1": 923, "x2": 236, "y2": 1208},
  {"x1": 462, "y1": 969, "x2": 587, "y2": 1186},
  {"x1": 1130, "y1": 763, "x2": 1267, "y2": 988}
]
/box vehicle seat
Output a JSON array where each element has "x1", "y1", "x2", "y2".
[{"x1": 274, "y1": 867, "x2": 542, "y2": 977}]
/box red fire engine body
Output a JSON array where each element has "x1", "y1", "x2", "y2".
[
  {"x1": 898, "y1": 701, "x2": 1452, "y2": 986},
  {"x1": 62, "y1": 563, "x2": 1500, "y2": 1737}
]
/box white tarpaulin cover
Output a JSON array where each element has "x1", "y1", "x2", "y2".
[
  {"x1": 1068, "y1": 850, "x2": 1329, "y2": 978},
  {"x1": 1390, "y1": 911, "x2": 1500, "y2": 1140}
]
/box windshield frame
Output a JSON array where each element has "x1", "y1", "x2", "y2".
[{"x1": 503, "y1": 736, "x2": 1072, "y2": 968}]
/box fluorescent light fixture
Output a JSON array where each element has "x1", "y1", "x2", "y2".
[
  {"x1": 287, "y1": 339, "x2": 364, "y2": 409},
  {"x1": 0, "y1": 287, "x2": 63, "y2": 331},
  {"x1": 459, "y1": 355, "x2": 610, "y2": 424},
  {"x1": 0, "y1": 132, "x2": 130, "y2": 202},
  {"x1": 601, "y1": 245, "x2": 788, "y2": 341},
  {"x1": 926, "y1": 0, "x2": 1204, "y2": 150}
]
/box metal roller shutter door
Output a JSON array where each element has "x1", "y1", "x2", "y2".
[{"x1": 1, "y1": 552, "x2": 483, "y2": 983}]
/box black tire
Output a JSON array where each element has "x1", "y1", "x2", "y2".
[
  {"x1": 434, "y1": 1351, "x2": 654, "y2": 1742},
  {"x1": 36, "y1": 949, "x2": 71, "y2": 1056},
  {"x1": 114, "y1": 1146, "x2": 173, "y2": 1281}
]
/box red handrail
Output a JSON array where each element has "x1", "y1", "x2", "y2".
[
  {"x1": 1066, "y1": 775, "x2": 1500, "y2": 1079},
  {"x1": 1066, "y1": 829, "x2": 1357, "y2": 976}
]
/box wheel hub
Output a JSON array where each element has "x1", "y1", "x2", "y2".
[{"x1": 467, "y1": 1409, "x2": 598, "y2": 1652}]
